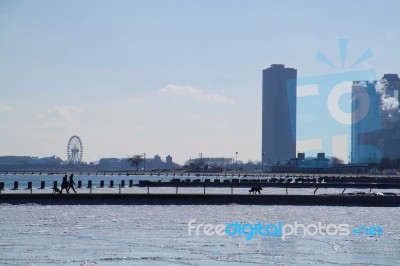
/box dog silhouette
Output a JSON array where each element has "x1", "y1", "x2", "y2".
[
  {"x1": 249, "y1": 187, "x2": 262, "y2": 194},
  {"x1": 53, "y1": 187, "x2": 61, "y2": 194}
]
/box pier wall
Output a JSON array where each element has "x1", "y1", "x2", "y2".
[{"x1": 1, "y1": 194, "x2": 400, "y2": 206}]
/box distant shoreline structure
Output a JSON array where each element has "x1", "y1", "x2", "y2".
[{"x1": 0, "y1": 170, "x2": 399, "y2": 177}]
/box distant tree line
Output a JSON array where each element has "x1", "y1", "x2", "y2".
[
  {"x1": 128, "y1": 155, "x2": 144, "y2": 172},
  {"x1": 183, "y1": 158, "x2": 262, "y2": 172},
  {"x1": 331, "y1": 156, "x2": 345, "y2": 165}
]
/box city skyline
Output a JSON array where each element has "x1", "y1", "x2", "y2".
[{"x1": 1, "y1": 1, "x2": 399, "y2": 164}]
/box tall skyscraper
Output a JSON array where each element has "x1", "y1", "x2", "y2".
[
  {"x1": 351, "y1": 81, "x2": 382, "y2": 163},
  {"x1": 262, "y1": 64, "x2": 297, "y2": 165},
  {"x1": 351, "y1": 74, "x2": 400, "y2": 163}
]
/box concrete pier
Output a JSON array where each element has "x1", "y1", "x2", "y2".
[
  {"x1": 0, "y1": 193, "x2": 400, "y2": 206},
  {"x1": 136, "y1": 180, "x2": 400, "y2": 190}
]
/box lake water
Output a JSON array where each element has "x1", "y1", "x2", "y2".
[
  {"x1": 0, "y1": 204, "x2": 399, "y2": 265},
  {"x1": 1, "y1": 174, "x2": 399, "y2": 265}
]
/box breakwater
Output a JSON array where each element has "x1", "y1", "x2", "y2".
[{"x1": 1, "y1": 193, "x2": 400, "y2": 206}]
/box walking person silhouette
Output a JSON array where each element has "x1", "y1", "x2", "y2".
[
  {"x1": 67, "y1": 173, "x2": 77, "y2": 193},
  {"x1": 60, "y1": 175, "x2": 69, "y2": 193}
]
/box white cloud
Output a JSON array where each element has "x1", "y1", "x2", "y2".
[
  {"x1": 127, "y1": 97, "x2": 145, "y2": 104},
  {"x1": 381, "y1": 96, "x2": 399, "y2": 111},
  {"x1": 38, "y1": 106, "x2": 82, "y2": 127},
  {"x1": 375, "y1": 79, "x2": 387, "y2": 95},
  {"x1": 375, "y1": 79, "x2": 400, "y2": 111},
  {"x1": 160, "y1": 84, "x2": 235, "y2": 104}
]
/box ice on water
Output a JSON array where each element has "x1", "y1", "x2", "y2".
[{"x1": 0, "y1": 204, "x2": 399, "y2": 265}]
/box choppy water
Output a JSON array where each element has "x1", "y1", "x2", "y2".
[{"x1": 0, "y1": 204, "x2": 399, "y2": 265}]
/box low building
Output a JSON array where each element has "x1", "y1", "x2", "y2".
[{"x1": 266, "y1": 153, "x2": 368, "y2": 174}]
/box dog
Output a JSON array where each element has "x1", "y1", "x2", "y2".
[
  {"x1": 249, "y1": 187, "x2": 262, "y2": 194},
  {"x1": 52, "y1": 187, "x2": 62, "y2": 194}
]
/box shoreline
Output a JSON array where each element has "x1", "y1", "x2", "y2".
[
  {"x1": 0, "y1": 171, "x2": 398, "y2": 177},
  {"x1": 1, "y1": 193, "x2": 400, "y2": 206}
]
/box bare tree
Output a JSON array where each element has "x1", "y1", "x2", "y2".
[
  {"x1": 128, "y1": 155, "x2": 143, "y2": 172},
  {"x1": 331, "y1": 156, "x2": 344, "y2": 165}
]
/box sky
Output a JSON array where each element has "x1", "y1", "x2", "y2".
[{"x1": 0, "y1": 0, "x2": 399, "y2": 164}]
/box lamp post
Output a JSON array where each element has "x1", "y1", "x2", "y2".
[
  {"x1": 142, "y1": 153, "x2": 146, "y2": 172},
  {"x1": 235, "y1": 152, "x2": 238, "y2": 172},
  {"x1": 262, "y1": 152, "x2": 265, "y2": 172}
]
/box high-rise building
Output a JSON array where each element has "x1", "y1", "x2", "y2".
[
  {"x1": 262, "y1": 64, "x2": 297, "y2": 165},
  {"x1": 351, "y1": 74, "x2": 400, "y2": 163},
  {"x1": 166, "y1": 155, "x2": 173, "y2": 169},
  {"x1": 351, "y1": 81, "x2": 382, "y2": 163}
]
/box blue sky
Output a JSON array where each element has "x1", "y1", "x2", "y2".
[{"x1": 0, "y1": 0, "x2": 399, "y2": 164}]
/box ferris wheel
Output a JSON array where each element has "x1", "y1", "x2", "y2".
[{"x1": 67, "y1": 135, "x2": 83, "y2": 164}]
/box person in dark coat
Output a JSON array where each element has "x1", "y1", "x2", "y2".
[
  {"x1": 67, "y1": 174, "x2": 76, "y2": 193},
  {"x1": 60, "y1": 175, "x2": 69, "y2": 193}
]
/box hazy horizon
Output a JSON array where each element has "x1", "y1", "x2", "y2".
[{"x1": 1, "y1": 0, "x2": 399, "y2": 164}]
